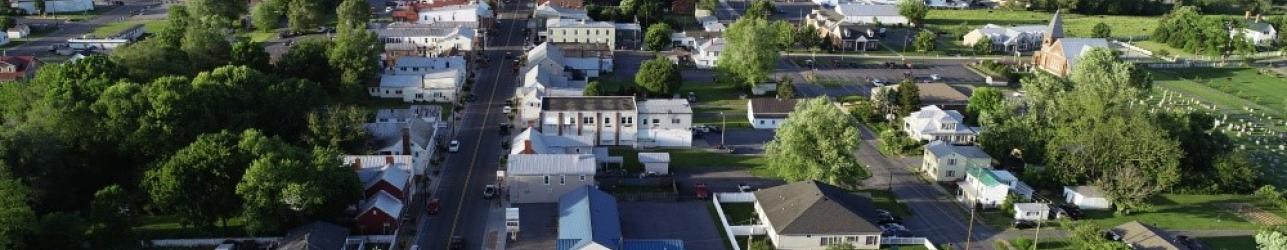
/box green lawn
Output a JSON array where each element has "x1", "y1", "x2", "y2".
[
  {"x1": 612, "y1": 147, "x2": 771, "y2": 176},
  {"x1": 27, "y1": 6, "x2": 119, "y2": 21},
  {"x1": 1201, "y1": 235, "x2": 1257, "y2": 250},
  {"x1": 90, "y1": 19, "x2": 168, "y2": 37},
  {"x1": 1080, "y1": 194, "x2": 1284, "y2": 230},
  {"x1": 134, "y1": 215, "x2": 250, "y2": 239},
  {"x1": 1030, "y1": 240, "x2": 1074, "y2": 250},
  {"x1": 861, "y1": 189, "x2": 912, "y2": 217},
  {"x1": 924, "y1": 9, "x2": 1160, "y2": 38},
  {"x1": 720, "y1": 202, "x2": 759, "y2": 225},
  {"x1": 681, "y1": 82, "x2": 755, "y2": 128},
  {"x1": 245, "y1": 31, "x2": 278, "y2": 42},
  {"x1": 1132, "y1": 40, "x2": 1199, "y2": 58},
  {"x1": 1150, "y1": 68, "x2": 1287, "y2": 116},
  {"x1": 734, "y1": 235, "x2": 773, "y2": 250}
]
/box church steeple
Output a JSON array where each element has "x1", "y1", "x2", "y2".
[{"x1": 1043, "y1": 9, "x2": 1065, "y2": 46}]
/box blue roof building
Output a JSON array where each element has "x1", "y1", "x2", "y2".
[{"x1": 556, "y1": 186, "x2": 684, "y2": 250}]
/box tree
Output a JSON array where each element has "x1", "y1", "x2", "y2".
[
  {"x1": 110, "y1": 39, "x2": 192, "y2": 81},
  {"x1": 180, "y1": 25, "x2": 233, "y2": 72},
  {"x1": 635, "y1": 56, "x2": 682, "y2": 96},
  {"x1": 1092, "y1": 22, "x2": 1112, "y2": 38},
  {"x1": 1211, "y1": 150, "x2": 1260, "y2": 193},
  {"x1": 749, "y1": 238, "x2": 774, "y2": 250},
  {"x1": 328, "y1": 24, "x2": 382, "y2": 102},
  {"x1": 335, "y1": 0, "x2": 370, "y2": 28},
  {"x1": 746, "y1": 0, "x2": 775, "y2": 19},
  {"x1": 0, "y1": 16, "x2": 14, "y2": 30},
  {"x1": 144, "y1": 131, "x2": 252, "y2": 231},
  {"x1": 0, "y1": 165, "x2": 35, "y2": 250},
  {"x1": 718, "y1": 17, "x2": 786, "y2": 89},
  {"x1": 1066, "y1": 221, "x2": 1130, "y2": 249},
  {"x1": 157, "y1": 6, "x2": 191, "y2": 48},
  {"x1": 777, "y1": 76, "x2": 795, "y2": 99},
  {"x1": 644, "y1": 23, "x2": 672, "y2": 51},
  {"x1": 230, "y1": 40, "x2": 272, "y2": 72},
  {"x1": 898, "y1": 0, "x2": 928, "y2": 27},
  {"x1": 584, "y1": 81, "x2": 603, "y2": 96},
  {"x1": 764, "y1": 97, "x2": 867, "y2": 186},
  {"x1": 33, "y1": 0, "x2": 44, "y2": 15},
  {"x1": 895, "y1": 79, "x2": 919, "y2": 115},
  {"x1": 302, "y1": 105, "x2": 369, "y2": 153},
  {"x1": 251, "y1": 0, "x2": 283, "y2": 32},
  {"x1": 287, "y1": 0, "x2": 323, "y2": 33},
  {"x1": 1258, "y1": 229, "x2": 1287, "y2": 250},
  {"x1": 972, "y1": 37, "x2": 994, "y2": 55},
  {"x1": 87, "y1": 185, "x2": 134, "y2": 250},
  {"x1": 188, "y1": 0, "x2": 248, "y2": 27},
  {"x1": 1000, "y1": 193, "x2": 1019, "y2": 214},
  {"x1": 277, "y1": 37, "x2": 335, "y2": 86},
  {"x1": 635, "y1": 0, "x2": 663, "y2": 25},
  {"x1": 965, "y1": 87, "x2": 1004, "y2": 125},
  {"x1": 32, "y1": 212, "x2": 86, "y2": 250},
  {"x1": 796, "y1": 24, "x2": 822, "y2": 49},
  {"x1": 237, "y1": 137, "x2": 361, "y2": 233},
  {"x1": 698, "y1": 0, "x2": 717, "y2": 10},
  {"x1": 912, "y1": 30, "x2": 937, "y2": 52}
]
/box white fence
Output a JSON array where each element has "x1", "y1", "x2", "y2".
[
  {"x1": 715, "y1": 192, "x2": 757, "y2": 203},
  {"x1": 712, "y1": 192, "x2": 762, "y2": 250},
  {"x1": 150, "y1": 235, "x2": 394, "y2": 247},
  {"x1": 881, "y1": 237, "x2": 939, "y2": 250},
  {"x1": 728, "y1": 225, "x2": 768, "y2": 236}
]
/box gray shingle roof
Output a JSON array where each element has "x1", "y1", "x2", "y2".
[
  {"x1": 753, "y1": 181, "x2": 881, "y2": 235},
  {"x1": 1059, "y1": 38, "x2": 1109, "y2": 72},
  {"x1": 749, "y1": 98, "x2": 797, "y2": 119},
  {"x1": 1110, "y1": 221, "x2": 1190, "y2": 250},
  {"x1": 542, "y1": 96, "x2": 636, "y2": 111},
  {"x1": 1046, "y1": 9, "x2": 1064, "y2": 40},
  {"x1": 277, "y1": 222, "x2": 350, "y2": 250}
]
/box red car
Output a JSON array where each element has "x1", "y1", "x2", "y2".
[
  {"x1": 694, "y1": 183, "x2": 710, "y2": 199},
  {"x1": 426, "y1": 198, "x2": 441, "y2": 215}
]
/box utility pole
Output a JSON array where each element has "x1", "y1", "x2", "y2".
[
  {"x1": 1032, "y1": 219, "x2": 1043, "y2": 250},
  {"x1": 965, "y1": 203, "x2": 976, "y2": 250},
  {"x1": 720, "y1": 111, "x2": 727, "y2": 147}
]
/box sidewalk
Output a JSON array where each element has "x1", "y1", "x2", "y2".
[{"x1": 483, "y1": 196, "x2": 511, "y2": 250}]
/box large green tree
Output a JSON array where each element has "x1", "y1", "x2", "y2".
[
  {"x1": 230, "y1": 40, "x2": 272, "y2": 72},
  {"x1": 912, "y1": 30, "x2": 936, "y2": 52},
  {"x1": 897, "y1": 0, "x2": 928, "y2": 27},
  {"x1": 157, "y1": 6, "x2": 192, "y2": 48},
  {"x1": 895, "y1": 79, "x2": 919, "y2": 115},
  {"x1": 144, "y1": 131, "x2": 253, "y2": 231},
  {"x1": 0, "y1": 165, "x2": 35, "y2": 250},
  {"x1": 328, "y1": 24, "x2": 382, "y2": 102},
  {"x1": 718, "y1": 17, "x2": 787, "y2": 89},
  {"x1": 111, "y1": 39, "x2": 192, "y2": 81},
  {"x1": 302, "y1": 105, "x2": 369, "y2": 154},
  {"x1": 251, "y1": 0, "x2": 284, "y2": 32},
  {"x1": 181, "y1": 25, "x2": 233, "y2": 72},
  {"x1": 1091, "y1": 22, "x2": 1112, "y2": 38},
  {"x1": 335, "y1": 0, "x2": 370, "y2": 28},
  {"x1": 1258, "y1": 229, "x2": 1287, "y2": 250},
  {"x1": 965, "y1": 87, "x2": 1004, "y2": 125},
  {"x1": 277, "y1": 38, "x2": 335, "y2": 86},
  {"x1": 287, "y1": 0, "x2": 323, "y2": 33},
  {"x1": 87, "y1": 185, "x2": 134, "y2": 250},
  {"x1": 634, "y1": 56, "x2": 682, "y2": 96},
  {"x1": 644, "y1": 23, "x2": 672, "y2": 51},
  {"x1": 237, "y1": 136, "x2": 361, "y2": 233},
  {"x1": 746, "y1": 0, "x2": 775, "y2": 19},
  {"x1": 764, "y1": 97, "x2": 867, "y2": 187},
  {"x1": 188, "y1": 0, "x2": 248, "y2": 27}
]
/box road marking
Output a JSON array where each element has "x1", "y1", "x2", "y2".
[{"x1": 443, "y1": 4, "x2": 522, "y2": 250}]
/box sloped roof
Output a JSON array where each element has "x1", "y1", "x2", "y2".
[
  {"x1": 358, "y1": 190, "x2": 404, "y2": 218},
  {"x1": 534, "y1": 2, "x2": 589, "y2": 20},
  {"x1": 1065, "y1": 185, "x2": 1105, "y2": 198},
  {"x1": 906, "y1": 105, "x2": 973, "y2": 135},
  {"x1": 638, "y1": 99, "x2": 693, "y2": 114},
  {"x1": 834, "y1": 4, "x2": 901, "y2": 17},
  {"x1": 925, "y1": 141, "x2": 992, "y2": 160},
  {"x1": 375, "y1": 105, "x2": 441, "y2": 122},
  {"x1": 1111, "y1": 221, "x2": 1190, "y2": 250},
  {"x1": 365, "y1": 164, "x2": 411, "y2": 191},
  {"x1": 510, "y1": 127, "x2": 553, "y2": 155},
  {"x1": 968, "y1": 167, "x2": 1018, "y2": 187},
  {"x1": 753, "y1": 181, "x2": 881, "y2": 235},
  {"x1": 1058, "y1": 38, "x2": 1109, "y2": 73},
  {"x1": 277, "y1": 221, "x2": 350, "y2": 250},
  {"x1": 365, "y1": 119, "x2": 437, "y2": 151},
  {"x1": 1013, "y1": 203, "x2": 1048, "y2": 213},
  {"x1": 622, "y1": 239, "x2": 684, "y2": 250},
  {"x1": 558, "y1": 186, "x2": 623, "y2": 250},
  {"x1": 637, "y1": 153, "x2": 670, "y2": 163},
  {"x1": 527, "y1": 42, "x2": 568, "y2": 70},
  {"x1": 1046, "y1": 9, "x2": 1064, "y2": 40},
  {"x1": 394, "y1": 56, "x2": 467, "y2": 70},
  {"x1": 749, "y1": 98, "x2": 797, "y2": 119},
  {"x1": 508, "y1": 154, "x2": 596, "y2": 176}
]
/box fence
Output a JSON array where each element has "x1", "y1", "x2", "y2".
[
  {"x1": 716, "y1": 192, "x2": 757, "y2": 202},
  {"x1": 881, "y1": 237, "x2": 939, "y2": 250},
  {"x1": 712, "y1": 192, "x2": 762, "y2": 250},
  {"x1": 149, "y1": 235, "x2": 395, "y2": 247},
  {"x1": 728, "y1": 225, "x2": 768, "y2": 236}
]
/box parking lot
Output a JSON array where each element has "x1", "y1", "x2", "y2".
[
  {"x1": 698, "y1": 128, "x2": 777, "y2": 154},
  {"x1": 507, "y1": 204, "x2": 559, "y2": 250},
  {"x1": 779, "y1": 58, "x2": 987, "y2": 98},
  {"x1": 619, "y1": 201, "x2": 727, "y2": 250}
]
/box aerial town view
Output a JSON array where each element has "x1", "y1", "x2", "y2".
[{"x1": 0, "y1": 0, "x2": 1286, "y2": 249}]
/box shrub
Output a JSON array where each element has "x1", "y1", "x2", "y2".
[{"x1": 1011, "y1": 237, "x2": 1034, "y2": 250}]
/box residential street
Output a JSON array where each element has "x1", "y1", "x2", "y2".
[
  {"x1": 8, "y1": 2, "x2": 156, "y2": 57},
  {"x1": 413, "y1": 1, "x2": 528, "y2": 250}
]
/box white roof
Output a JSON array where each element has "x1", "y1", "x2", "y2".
[
  {"x1": 526, "y1": 42, "x2": 567, "y2": 70},
  {"x1": 344, "y1": 155, "x2": 414, "y2": 170},
  {"x1": 362, "y1": 164, "x2": 411, "y2": 190},
  {"x1": 698, "y1": 38, "x2": 725, "y2": 54},
  {"x1": 534, "y1": 2, "x2": 589, "y2": 20},
  {"x1": 1014, "y1": 203, "x2": 1048, "y2": 212},
  {"x1": 364, "y1": 119, "x2": 437, "y2": 151},
  {"x1": 507, "y1": 154, "x2": 597, "y2": 176},
  {"x1": 925, "y1": 141, "x2": 992, "y2": 160},
  {"x1": 422, "y1": 68, "x2": 466, "y2": 89},
  {"x1": 638, "y1": 99, "x2": 693, "y2": 114},
  {"x1": 375, "y1": 105, "x2": 441, "y2": 123},
  {"x1": 547, "y1": 18, "x2": 615, "y2": 29},
  {"x1": 510, "y1": 128, "x2": 553, "y2": 155},
  {"x1": 834, "y1": 4, "x2": 901, "y2": 17},
  {"x1": 394, "y1": 56, "x2": 466, "y2": 70},
  {"x1": 358, "y1": 190, "x2": 404, "y2": 217},
  {"x1": 638, "y1": 153, "x2": 670, "y2": 163},
  {"x1": 905, "y1": 106, "x2": 974, "y2": 135}
]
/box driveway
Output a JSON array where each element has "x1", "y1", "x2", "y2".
[
  {"x1": 674, "y1": 166, "x2": 785, "y2": 197},
  {"x1": 619, "y1": 201, "x2": 726, "y2": 250},
  {"x1": 506, "y1": 204, "x2": 558, "y2": 250}
]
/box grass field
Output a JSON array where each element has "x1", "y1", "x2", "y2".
[
  {"x1": 134, "y1": 215, "x2": 250, "y2": 239},
  {"x1": 1080, "y1": 194, "x2": 1286, "y2": 230},
  {"x1": 681, "y1": 82, "x2": 756, "y2": 128},
  {"x1": 1150, "y1": 68, "x2": 1287, "y2": 116},
  {"x1": 90, "y1": 19, "x2": 168, "y2": 37},
  {"x1": 924, "y1": 9, "x2": 1160, "y2": 38},
  {"x1": 1132, "y1": 40, "x2": 1199, "y2": 58},
  {"x1": 720, "y1": 202, "x2": 759, "y2": 225}
]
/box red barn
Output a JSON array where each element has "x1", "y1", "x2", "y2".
[{"x1": 354, "y1": 191, "x2": 404, "y2": 235}]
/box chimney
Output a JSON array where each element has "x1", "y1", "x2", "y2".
[
  {"x1": 351, "y1": 160, "x2": 362, "y2": 170},
  {"x1": 401, "y1": 127, "x2": 412, "y2": 154},
  {"x1": 521, "y1": 140, "x2": 536, "y2": 154}
]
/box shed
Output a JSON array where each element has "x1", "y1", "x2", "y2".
[
  {"x1": 1013, "y1": 203, "x2": 1050, "y2": 221},
  {"x1": 638, "y1": 152, "x2": 670, "y2": 175},
  {"x1": 747, "y1": 98, "x2": 798, "y2": 129},
  {"x1": 1064, "y1": 185, "x2": 1111, "y2": 210}
]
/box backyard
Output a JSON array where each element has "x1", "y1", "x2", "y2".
[
  {"x1": 681, "y1": 82, "x2": 756, "y2": 128},
  {"x1": 923, "y1": 9, "x2": 1161, "y2": 39},
  {"x1": 133, "y1": 215, "x2": 250, "y2": 239},
  {"x1": 90, "y1": 19, "x2": 168, "y2": 37},
  {"x1": 613, "y1": 148, "x2": 769, "y2": 174},
  {"x1": 1079, "y1": 194, "x2": 1287, "y2": 230}
]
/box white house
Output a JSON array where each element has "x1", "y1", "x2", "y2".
[
  {"x1": 695, "y1": 9, "x2": 726, "y2": 33},
  {"x1": 922, "y1": 141, "x2": 992, "y2": 182},
  {"x1": 525, "y1": 42, "x2": 613, "y2": 81},
  {"x1": 636, "y1": 99, "x2": 693, "y2": 148},
  {"x1": 506, "y1": 153, "x2": 596, "y2": 203},
  {"x1": 510, "y1": 127, "x2": 596, "y2": 155},
  {"x1": 390, "y1": 56, "x2": 466, "y2": 75},
  {"x1": 362, "y1": 119, "x2": 439, "y2": 175},
  {"x1": 67, "y1": 24, "x2": 144, "y2": 50},
  {"x1": 417, "y1": 3, "x2": 492, "y2": 24},
  {"x1": 375, "y1": 105, "x2": 442, "y2": 124},
  {"x1": 11, "y1": 0, "x2": 92, "y2": 13},
  {"x1": 369, "y1": 68, "x2": 466, "y2": 102},
  {"x1": 754, "y1": 181, "x2": 883, "y2": 250},
  {"x1": 903, "y1": 105, "x2": 977, "y2": 144},
  {"x1": 638, "y1": 152, "x2": 670, "y2": 175},
  {"x1": 747, "y1": 98, "x2": 798, "y2": 130},
  {"x1": 544, "y1": 19, "x2": 616, "y2": 48},
  {"x1": 1064, "y1": 185, "x2": 1112, "y2": 210},
  {"x1": 962, "y1": 24, "x2": 1048, "y2": 52},
  {"x1": 532, "y1": 2, "x2": 589, "y2": 30},
  {"x1": 376, "y1": 24, "x2": 477, "y2": 53},
  {"x1": 1231, "y1": 19, "x2": 1278, "y2": 47},
  {"x1": 693, "y1": 38, "x2": 723, "y2": 69},
  {"x1": 516, "y1": 64, "x2": 585, "y2": 125},
  {"x1": 958, "y1": 167, "x2": 1034, "y2": 209},
  {"x1": 1013, "y1": 203, "x2": 1051, "y2": 221},
  {"x1": 7, "y1": 24, "x2": 29, "y2": 39},
  {"x1": 539, "y1": 96, "x2": 639, "y2": 147},
  {"x1": 833, "y1": 4, "x2": 908, "y2": 26}
]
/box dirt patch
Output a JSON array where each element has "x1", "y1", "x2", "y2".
[{"x1": 1223, "y1": 203, "x2": 1287, "y2": 225}]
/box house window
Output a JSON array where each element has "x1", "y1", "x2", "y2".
[
  {"x1": 544, "y1": 176, "x2": 550, "y2": 185},
  {"x1": 759, "y1": 120, "x2": 765, "y2": 125},
  {"x1": 395, "y1": 90, "x2": 403, "y2": 94},
  {"x1": 624, "y1": 117, "x2": 633, "y2": 124},
  {"x1": 584, "y1": 117, "x2": 594, "y2": 124},
  {"x1": 604, "y1": 117, "x2": 611, "y2": 124},
  {"x1": 652, "y1": 119, "x2": 660, "y2": 124},
  {"x1": 579, "y1": 175, "x2": 586, "y2": 181},
  {"x1": 865, "y1": 236, "x2": 877, "y2": 245},
  {"x1": 947, "y1": 170, "x2": 955, "y2": 177},
  {"x1": 672, "y1": 119, "x2": 680, "y2": 124},
  {"x1": 948, "y1": 158, "x2": 958, "y2": 165},
  {"x1": 642, "y1": 119, "x2": 648, "y2": 125},
  {"x1": 560, "y1": 175, "x2": 566, "y2": 185}
]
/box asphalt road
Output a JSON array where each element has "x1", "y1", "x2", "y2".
[
  {"x1": 413, "y1": 0, "x2": 528, "y2": 249},
  {"x1": 9, "y1": 2, "x2": 154, "y2": 57}
]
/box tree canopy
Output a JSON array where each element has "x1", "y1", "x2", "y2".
[
  {"x1": 765, "y1": 97, "x2": 867, "y2": 187},
  {"x1": 897, "y1": 0, "x2": 928, "y2": 27},
  {"x1": 644, "y1": 23, "x2": 672, "y2": 51},
  {"x1": 718, "y1": 17, "x2": 790, "y2": 89},
  {"x1": 635, "y1": 56, "x2": 682, "y2": 96}
]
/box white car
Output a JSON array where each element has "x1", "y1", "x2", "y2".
[
  {"x1": 502, "y1": 105, "x2": 512, "y2": 114},
  {"x1": 448, "y1": 140, "x2": 460, "y2": 153},
  {"x1": 871, "y1": 79, "x2": 886, "y2": 87}
]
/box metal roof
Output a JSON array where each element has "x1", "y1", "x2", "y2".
[
  {"x1": 507, "y1": 154, "x2": 596, "y2": 176},
  {"x1": 637, "y1": 99, "x2": 693, "y2": 114},
  {"x1": 558, "y1": 186, "x2": 623, "y2": 250},
  {"x1": 834, "y1": 4, "x2": 901, "y2": 17},
  {"x1": 925, "y1": 141, "x2": 992, "y2": 160},
  {"x1": 637, "y1": 153, "x2": 670, "y2": 163},
  {"x1": 542, "y1": 96, "x2": 636, "y2": 111}
]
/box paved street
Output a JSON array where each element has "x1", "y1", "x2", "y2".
[
  {"x1": 8, "y1": 2, "x2": 156, "y2": 57},
  {"x1": 412, "y1": 0, "x2": 528, "y2": 250}
]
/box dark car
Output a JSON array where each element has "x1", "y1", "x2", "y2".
[
  {"x1": 450, "y1": 235, "x2": 465, "y2": 250},
  {"x1": 426, "y1": 198, "x2": 441, "y2": 215},
  {"x1": 1013, "y1": 220, "x2": 1037, "y2": 229},
  {"x1": 499, "y1": 123, "x2": 510, "y2": 136},
  {"x1": 877, "y1": 214, "x2": 902, "y2": 225},
  {"x1": 1057, "y1": 204, "x2": 1084, "y2": 220},
  {"x1": 483, "y1": 185, "x2": 497, "y2": 199}
]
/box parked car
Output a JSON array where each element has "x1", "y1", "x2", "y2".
[
  {"x1": 499, "y1": 123, "x2": 510, "y2": 136},
  {"x1": 1056, "y1": 204, "x2": 1083, "y2": 220},
  {"x1": 483, "y1": 185, "x2": 497, "y2": 199},
  {"x1": 694, "y1": 183, "x2": 710, "y2": 199},
  {"x1": 1013, "y1": 220, "x2": 1037, "y2": 229},
  {"x1": 426, "y1": 198, "x2": 441, "y2": 215},
  {"x1": 871, "y1": 79, "x2": 886, "y2": 87},
  {"x1": 877, "y1": 213, "x2": 902, "y2": 225},
  {"x1": 448, "y1": 140, "x2": 460, "y2": 153},
  {"x1": 879, "y1": 223, "x2": 912, "y2": 237},
  {"x1": 502, "y1": 105, "x2": 512, "y2": 114},
  {"x1": 737, "y1": 183, "x2": 754, "y2": 193},
  {"x1": 450, "y1": 235, "x2": 464, "y2": 250}
]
